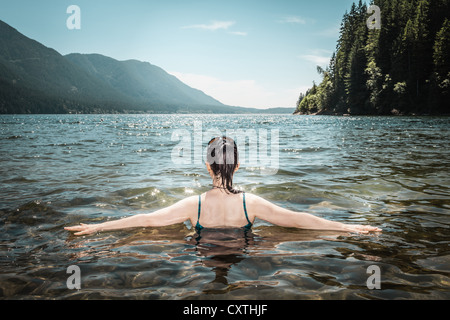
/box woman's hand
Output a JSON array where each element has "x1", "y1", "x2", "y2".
[
  {"x1": 341, "y1": 224, "x2": 382, "y2": 234},
  {"x1": 65, "y1": 223, "x2": 100, "y2": 236}
]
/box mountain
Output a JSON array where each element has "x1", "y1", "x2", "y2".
[
  {"x1": 0, "y1": 20, "x2": 136, "y2": 113},
  {"x1": 64, "y1": 53, "x2": 224, "y2": 109},
  {"x1": 1, "y1": 19, "x2": 285, "y2": 114}
]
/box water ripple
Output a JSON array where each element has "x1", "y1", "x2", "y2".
[{"x1": 0, "y1": 114, "x2": 449, "y2": 299}]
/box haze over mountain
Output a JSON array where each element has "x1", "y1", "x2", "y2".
[
  {"x1": 64, "y1": 53, "x2": 224, "y2": 108},
  {"x1": 0, "y1": 20, "x2": 293, "y2": 114}
]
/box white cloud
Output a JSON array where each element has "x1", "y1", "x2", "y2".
[
  {"x1": 169, "y1": 72, "x2": 297, "y2": 109},
  {"x1": 299, "y1": 49, "x2": 332, "y2": 67},
  {"x1": 278, "y1": 16, "x2": 307, "y2": 24},
  {"x1": 228, "y1": 31, "x2": 247, "y2": 36},
  {"x1": 182, "y1": 21, "x2": 235, "y2": 31},
  {"x1": 300, "y1": 55, "x2": 330, "y2": 66}
]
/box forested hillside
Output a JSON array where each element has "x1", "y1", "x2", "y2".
[
  {"x1": 0, "y1": 20, "x2": 243, "y2": 114},
  {"x1": 295, "y1": 0, "x2": 450, "y2": 115}
]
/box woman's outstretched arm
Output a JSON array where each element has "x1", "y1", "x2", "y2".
[
  {"x1": 247, "y1": 194, "x2": 381, "y2": 234},
  {"x1": 65, "y1": 196, "x2": 198, "y2": 236}
]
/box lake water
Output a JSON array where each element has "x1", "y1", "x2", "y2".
[{"x1": 0, "y1": 114, "x2": 449, "y2": 300}]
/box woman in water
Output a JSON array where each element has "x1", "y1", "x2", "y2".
[{"x1": 65, "y1": 136, "x2": 381, "y2": 236}]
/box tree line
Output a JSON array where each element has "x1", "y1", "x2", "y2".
[{"x1": 295, "y1": 0, "x2": 450, "y2": 115}]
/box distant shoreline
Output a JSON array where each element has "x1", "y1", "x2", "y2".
[
  {"x1": 0, "y1": 110, "x2": 296, "y2": 116},
  {"x1": 293, "y1": 110, "x2": 450, "y2": 117},
  {"x1": 1, "y1": 112, "x2": 449, "y2": 117}
]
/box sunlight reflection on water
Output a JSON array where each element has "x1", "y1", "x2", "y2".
[{"x1": 0, "y1": 114, "x2": 449, "y2": 299}]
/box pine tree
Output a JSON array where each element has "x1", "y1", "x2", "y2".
[
  {"x1": 430, "y1": 18, "x2": 450, "y2": 113},
  {"x1": 294, "y1": 0, "x2": 449, "y2": 116}
]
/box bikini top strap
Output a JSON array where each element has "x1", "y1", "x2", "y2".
[
  {"x1": 243, "y1": 192, "x2": 251, "y2": 225},
  {"x1": 198, "y1": 194, "x2": 202, "y2": 220}
]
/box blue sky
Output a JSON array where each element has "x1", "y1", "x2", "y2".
[{"x1": 0, "y1": 0, "x2": 358, "y2": 109}]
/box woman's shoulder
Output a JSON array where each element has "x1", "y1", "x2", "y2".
[
  {"x1": 171, "y1": 194, "x2": 200, "y2": 210},
  {"x1": 242, "y1": 192, "x2": 268, "y2": 204},
  {"x1": 242, "y1": 192, "x2": 279, "y2": 210}
]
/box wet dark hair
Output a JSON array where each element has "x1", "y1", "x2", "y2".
[{"x1": 206, "y1": 136, "x2": 241, "y2": 194}]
